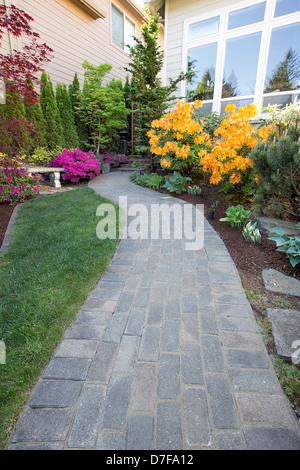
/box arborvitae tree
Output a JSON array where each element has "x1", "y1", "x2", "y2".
[
  {"x1": 56, "y1": 82, "x2": 79, "y2": 149},
  {"x1": 0, "y1": 81, "x2": 32, "y2": 156},
  {"x1": 23, "y1": 76, "x2": 47, "y2": 152},
  {"x1": 68, "y1": 73, "x2": 90, "y2": 150},
  {"x1": 125, "y1": 6, "x2": 193, "y2": 164},
  {"x1": 40, "y1": 71, "x2": 65, "y2": 149}
]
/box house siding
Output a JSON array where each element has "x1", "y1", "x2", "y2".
[{"x1": 1, "y1": 0, "x2": 149, "y2": 88}]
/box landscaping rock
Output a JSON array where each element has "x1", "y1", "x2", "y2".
[
  {"x1": 254, "y1": 216, "x2": 300, "y2": 236},
  {"x1": 262, "y1": 269, "x2": 300, "y2": 297},
  {"x1": 266, "y1": 308, "x2": 300, "y2": 359}
]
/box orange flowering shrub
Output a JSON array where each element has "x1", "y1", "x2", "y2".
[
  {"x1": 147, "y1": 100, "x2": 211, "y2": 173},
  {"x1": 199, "y1": 104, "x2": 271, "y2": 185}
]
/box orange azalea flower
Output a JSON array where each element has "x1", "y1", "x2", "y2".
[{"x1": 160, "y1": 158, "x2": 171, "y2": 168}]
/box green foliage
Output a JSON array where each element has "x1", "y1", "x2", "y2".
[
  {"x1": 125, "y1": 6, "x2": 193, "y2": 158},
  {"x1": 40, "y1": 72, "x2": 65, "y2": 150},
  {"x1": 79, "y1": 61, "x2": 129, "y2": 153},
  {"x1": 268, "y1": 228, "x2": 300, "y2": 267},
  {"x1": 251, "y1": 103, "x2": 300, "y2": 218},
  {"x1": 220, "y1": 204, "x2": 250, "y2": 227},
  {"x1": 68, "y1": 73, "x2": 90, "y2": 151},
  {"x1": 56, "y1": 83, "x2": 79, "y2": 149},
  {"x1": 130, "y1": 172, "x2": 162, "y2": 189},
  {"x1": 162, "y1": 171, "x2": 192, "y2": 194},
  {"x1": 242, "y1": 221, "x2": 261, "y2": 244},
  {"x1": 188, "y1": 185, "x2": 201, "y2": 196},
  {"x1": 27, "y1": 146, "x2": 52, "y2": 165}
]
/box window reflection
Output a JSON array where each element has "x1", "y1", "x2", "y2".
[
  {"x1": 222, "y1": 32, "x2": 262, "y2": 97},
  {"x1": 220, "y1": 98, "x2": 253, "y2": 114},
  {"x1": 274, "y1": 0, "x2": 300, "y2": 18},
  {"x1": 187, "y1": 43, "x2": 217, "y2": 101},
  {"x1": 188, "y1": 16, "x2": 219, "y2": 41},
  {"x1": 112, "y1": 5, "x2": 124, "y2": 49},
  {"x1": 264, "y1": 22, "x2": 300, "y2": 93},
  {"x1": 228, "y1": 2, "x2": 266, "y2": 30}
]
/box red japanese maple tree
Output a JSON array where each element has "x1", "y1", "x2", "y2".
[{"x1": 0, "y1": 4, "x2": 53, "y2": 161}]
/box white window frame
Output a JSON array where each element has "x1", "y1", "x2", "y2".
[
  {"x1": 182, "y1": 0, "x2": 300, "y2": 113},
  {"x1": 111, "y1": 3, "x2": 136, "y2": 54}
]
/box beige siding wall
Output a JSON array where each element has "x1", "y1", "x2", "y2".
[
  {"x1": 0, "y1": 0, "x2": 148, "y2": 89},
  {"x1": 165, "y1": 0, "x2": 241, "y2": 97}
]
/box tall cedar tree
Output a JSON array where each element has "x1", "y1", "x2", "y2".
[
  {"x1": 69, "y1": 73, "x2": 90, "y2": 150},
  {"x1": 125, "y1": 7, "x2": 193, "y2": 166},
  {"x1": 56, "y1": 83, "x2": 79, "y2": 149},
  {"x1": 24, "y1": 76, "x2": 47, "y2": 152},
  {"x1": 0, "y1": 4, "x2": 52, "y2": 162},
  {"x1": 40, "y1": 72, "x2": 65, "y2": 150}
]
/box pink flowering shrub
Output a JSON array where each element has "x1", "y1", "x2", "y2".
[
  {"x1": 0, "y1": 168, "x2": 42, "y2": 205},
  {"x1": 101, "y1": 154, "x2": 126, "y2": 168},
  {"x1": 50, "y1": 149, "x2": 101, "y2": 183}
]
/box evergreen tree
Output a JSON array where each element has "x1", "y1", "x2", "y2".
[
  {"x1": 125, "y1": 6, "x2": 193, "y2": 164},
  {"x1": 68, "y1": 73, "x2": 90, "y2": 150},
  {"x1": 40, "y1": 71, "x2": 65, "y2": 150},
  {"x1": 23, "y1": 76, "x2": 47, "y2": 152},
  {"x1": 56, "y1": 82, "x2": 79, "y2": 149}
]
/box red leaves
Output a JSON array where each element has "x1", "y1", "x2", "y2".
[{"x1": 0, "y1": 4, "x2": 53, "y2": 102}]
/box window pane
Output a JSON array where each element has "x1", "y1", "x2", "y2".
[
  {"x1": 112, "y1": 5, "x2": 124, "y2": 49},
  {"x1": 188, "y1": 16, "x2": 219, "y2": 41},
  {"x1": 222, "y1": 32, "x2": 261, "y2": 97},
  {"x1": 193, "y1": 102, "x2": 213, "y2": 117},
  {"x1": 228, "y1": 2, "x2": 266, "y2": 30},
  {"x1": 124, "y1": 17, "x2": 135, "y2": 52},
  {"x1": 220, "y1": 98, "x2": 253, "y2": 114},
  {"x1": 264, "y1": 22, "x2": 300, "y2": 93},
  {"x1": 186, "y1": 42, "x2": 218, "y2": 101},
  {"x1": 274, "y1": 0, "x2": 300, "y2": 18},
  {"x1": 262, "y1": 93, "x2": 298, "y2": 108}
]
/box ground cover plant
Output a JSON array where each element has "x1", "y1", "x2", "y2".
[{"x1": 0, "y1": 187, "x2": 121, "y2": 449}]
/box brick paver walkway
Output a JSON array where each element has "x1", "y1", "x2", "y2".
[{"x1": 8, "y1": 172, "x2": 300, "y2": 450}]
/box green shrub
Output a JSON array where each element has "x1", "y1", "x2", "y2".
[
  {"x1": 162, "y1": 171, "x2": 191, "y2": 194},
  {"x1": 220, "y1": 204, "x2": 250, "y2": 227}
]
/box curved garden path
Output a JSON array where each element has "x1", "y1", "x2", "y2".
[{"x1": 8, "y1": 172, "x2": 300, "y2": 450}]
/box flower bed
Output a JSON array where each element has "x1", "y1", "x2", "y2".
[
  {"x1": 101, "y1": 154, "x2": 126, "y2": 168},
  {"x1": 0, "y1": 168, "x2": 42, "y2": 205}
]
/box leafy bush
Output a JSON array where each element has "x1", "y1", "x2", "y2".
[
  {"x1": 268, "y1": 227, "x2": 300, "y2": 267},
  {"x1": 220, "y1": 204, "x2": 250, "y2": 227},
  {"x1": 242, "y1": 221, "x2": 261, "y2": 244},
  {"x1": 0, "y1": 168, "x2": 42, "y2": 205},
  {"x1": 101, "y1": 154, "x2": 126, "y2": 168},
  {"x1": 188, "y1": 185, "x2": 201, "y2": 196},
  {"x1": 130, "y1": 172, "x2": 162, "y2": 189},
  {"x1": 49, "y1": 148, "x2": 100, "y2": 183},
  {"x1": 162, "y1": 171, "x2": 192, "y2": 194}
]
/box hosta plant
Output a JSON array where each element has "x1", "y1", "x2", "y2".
[
  {"x1": 268, "y1": 227, "x2": 300, "y2": 267},
  {"x1": 163, "y1": 171, "x2": 191, "y2": 194},
  {"x1": 220, "y1": 204, "x2": 250, "y2": 227},
  {"x1": 188, "y1": 185, "x2": 201, "y2": 196},
  {"x1": 242, "y1": 222, "x2": 261, "y2": 244}
]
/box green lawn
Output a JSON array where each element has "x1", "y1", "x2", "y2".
[{"x1": 0, "y1": 187, "x2": 121, "y2": 449}]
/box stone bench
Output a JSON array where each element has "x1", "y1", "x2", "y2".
[{"x1": 26, "y1": 167, "x2": 64, "y2": 188}]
